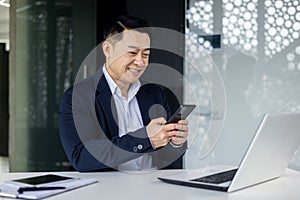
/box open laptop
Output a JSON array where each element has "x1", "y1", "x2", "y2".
[{"x1": 158, "y1": 112, "x2": 300, "y2": 192}]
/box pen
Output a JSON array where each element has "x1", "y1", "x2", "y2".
[{"x1": 18, "y1": 186, "x2": 66, "y2": 194}]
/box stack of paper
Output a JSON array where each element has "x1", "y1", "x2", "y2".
[{"x1": 0, "y1": 174, "x2": 97, "y2": 199}]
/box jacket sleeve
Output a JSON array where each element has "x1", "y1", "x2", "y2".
[
  {"x1": 59, "y1": 83, "x2": 155, "y2": 172},
  {"x1": 138, "y1": 83, "x2": 187, "y2": 169}
]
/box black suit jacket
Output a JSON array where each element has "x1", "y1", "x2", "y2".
[{"x1": 59, "y1": 69, "x2": 186, "y2": 172}]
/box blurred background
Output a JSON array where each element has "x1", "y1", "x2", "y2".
[{"x1": 0, "y1": 0, "x2": 299, "y2": 172}]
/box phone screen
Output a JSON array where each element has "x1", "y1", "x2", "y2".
[{"x1": 12, "y1": 174, "x2": 73, "y2": 185}]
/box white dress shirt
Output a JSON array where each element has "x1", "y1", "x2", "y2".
[{"x1": 103, "y1": 65, "x2": 153, "y2": 171}]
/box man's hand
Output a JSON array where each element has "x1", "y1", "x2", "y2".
[
  {"x1": 169, "y1": 120, "x2": 189, "y2": 146},
  {"x1": 147, "y1": 118, "x2": 189, "y2": 149}
]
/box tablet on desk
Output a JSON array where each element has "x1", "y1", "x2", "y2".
[{"x1": 11, "y1": 174, "x2": 73, "y2": 186}]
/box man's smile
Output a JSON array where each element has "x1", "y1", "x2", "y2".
[{"x1": 128, "y1": 67, "x2": 143, "y2": 73}]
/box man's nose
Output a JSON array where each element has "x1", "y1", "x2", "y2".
[{"x1": 133, "y1": 54, "x2": 145, "y2": 66}]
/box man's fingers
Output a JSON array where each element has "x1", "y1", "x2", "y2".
[
  {"x1": 175, "y1": 124, "x2": 188, "y2": 132},
  {"x1": 151, "y1": 117, "x2": 166, "y2": 126},
  {"x1": 172, "y1": 131, "x2": 187, "y2": 138},
  {"x1": 178, "y1": 119, "x2": 188, "y2": 125}
]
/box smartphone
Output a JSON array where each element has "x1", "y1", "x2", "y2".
[
  {"x1": 11, "y1": 174, "x2": 73, "y2": 186},
  {"x1": 166, "y1": 104, "x2": 196, "y2": 124}
]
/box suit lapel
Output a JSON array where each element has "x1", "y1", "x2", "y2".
[
  {"x1": 95, "y1": 74, "x2": 119, "y2": 138},
  {"x1": 137, "y1": 84, "x2": 169, "y2": 126},
  {"x1": 94, "y1": 74, "x2": 165, "y2": 137},
  {"x1": 136, "y1": 86, "x2": 153, "y2": 125}
]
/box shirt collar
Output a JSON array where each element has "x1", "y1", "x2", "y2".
[
  {"x1": 102, "y1": 65, "x2": 141, "y2": 100},
  {"x1": 103, "y1": 64, "x2": 118, "y2": 95}
]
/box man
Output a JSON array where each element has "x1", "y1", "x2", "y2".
[{"x1": 59, "y1": 15, "x2": 188, "y2": 172}]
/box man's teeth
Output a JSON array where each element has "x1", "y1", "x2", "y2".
[{"x1": 129, "y1": 68, "x2": 141, "y2": 72}]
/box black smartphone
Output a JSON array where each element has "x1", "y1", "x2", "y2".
[
  {"x1": 12, "y1": 174, "x2": 73, "y2": 186},
  {"x1": 166, "y1": 104, "x2": 196, "y2": 124}
]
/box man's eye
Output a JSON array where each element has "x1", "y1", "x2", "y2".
[
  {"x1": 129, "y1": 52, "x2": 137, "y2": 55},
  {"x1": 143, "y1": 54, "x2": 150, "y2": 57}
]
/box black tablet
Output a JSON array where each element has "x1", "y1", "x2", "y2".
[{"x1": 12, "y1": 174, "x2": 73, "y2": 185}]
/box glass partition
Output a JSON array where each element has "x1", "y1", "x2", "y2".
[
  {"x1": 184, "y1": 0, "x2": 300, "y2": 171},
  {"x1": 13, "y1": 0, "x2": 73, "y2": 171}
]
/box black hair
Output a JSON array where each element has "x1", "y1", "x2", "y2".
[{"x1": 103, "y1": 15, "x2": 151, "y2": 42}]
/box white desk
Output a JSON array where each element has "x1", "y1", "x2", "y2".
[{"x1": 1, "y1": 169, "x2": 300, "y2": 200}]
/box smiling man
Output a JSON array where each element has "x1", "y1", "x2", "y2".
[
  {"x1": 59, "y1": 15, "x2": 189, "y2": 172},
  {"x1": 102, "y1": 28, "x2": 151, "y2": 98}
]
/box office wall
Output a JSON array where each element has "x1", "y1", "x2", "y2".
[
  {"x1": 127, "y1": 0, "x2": 185, "y2": 112},
  {"x1": 184, "y1": 0, "x2": 300, "y2": 171}
]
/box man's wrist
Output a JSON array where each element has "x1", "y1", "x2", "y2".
[{"x1": 146, "y1": 126, "x2": 156, "y2": 149}]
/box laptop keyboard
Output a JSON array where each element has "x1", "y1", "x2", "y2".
[{"x1": 190, "y1": 169, "x2": 238, "y2": 184}]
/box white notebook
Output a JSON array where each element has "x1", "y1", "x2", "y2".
[{"x1": 0, "y1": 174, "x2": 97, "y2": 199}]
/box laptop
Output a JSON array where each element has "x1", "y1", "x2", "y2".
[{"x1": 158, "y1": 112, "x2": 300, "y2": 192}]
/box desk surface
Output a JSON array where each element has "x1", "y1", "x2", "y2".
[{"x1": 1, "y1": 169, "x2": 300, "y2": 200}]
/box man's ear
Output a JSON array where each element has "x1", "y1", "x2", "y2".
[{"x1": 102, "y1": 41, "x2": 112, "y2": 57}]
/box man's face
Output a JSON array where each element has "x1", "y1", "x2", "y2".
[{"x1": 104, "y1": 30, "x2": 150, "y2": 87}]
